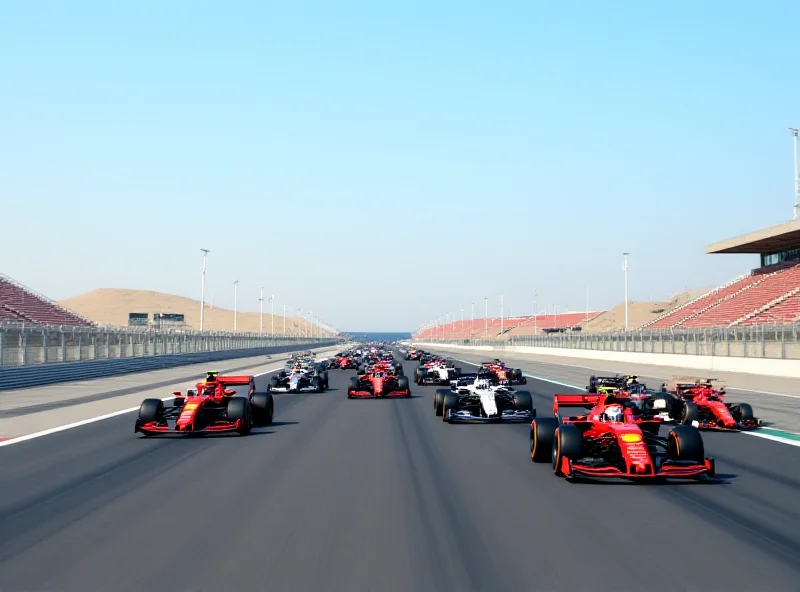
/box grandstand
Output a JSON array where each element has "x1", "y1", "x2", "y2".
[
  {"x1": 413, "y1": 220, "x2": 800, "y2": 340},
  {"x1": 0, "y1": 274, "x2": 94, "y2": 327},
  {"x1": 415, "y1": 312, "x2": 601, "y2": 341},
  {"x1": 644, "y1": 220, "x2": 800, "y2": 329}
]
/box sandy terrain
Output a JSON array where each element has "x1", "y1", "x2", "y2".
[{"x1": 58, "y1": 288, "x2": 317, "y2": 334}]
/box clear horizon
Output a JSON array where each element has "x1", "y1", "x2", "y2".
[{"x1": 2, "y1": 1, "x2": 795, "y2": 331}]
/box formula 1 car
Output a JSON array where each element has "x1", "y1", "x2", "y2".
[
  {"x1": 358, "y1": 359, "x2": 404, "y2": 377},
  {"x1": 587, "y1": 374, "x2": 642, "y2": 394},
  {"x1": 661, "y1": 377, "x2": 761, "y2": 431},
  {"x1": 529, "y1": 392, "x2": 715, "y2": 480},
  {"x1": 435, "y1": 375, "x2": 534, "y2": 423},
  {"x1": 414, "y1": 359, "x2": 461, "y2": 385},
  {"x1": 134, "y1": 371, "x2": 274, "y2": 436},
  {"x1": 333, "y1": 355, "x2": 359, "y2": 370},
  {"x1": 405, "y1": 348, "x2": 424, "y2": 360},
  {"x1": 481, "y1": 360, "x2": 526, "y2": 385},
  {"x1": 268, "y1": 367, "x2": 328, "y2": 393},
  {"x1": 348, "y1": 369, "x2": 411, "y2": 398}
]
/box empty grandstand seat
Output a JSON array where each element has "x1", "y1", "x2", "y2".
[
  {"x1": 647, "y1": 275, "x2": 763, "y2": 329},
  {"x1": 683, "y1": 265, "x2": 800, "y2": 328},
  {"x1": 0, "y1": 276, "x2": 94, "y2": 327},
  {"x1": 739, "y1": 291, "x2": 800, "y2": 325}
]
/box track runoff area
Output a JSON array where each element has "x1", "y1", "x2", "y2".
[{"x1": 1, "y1": 348, "x2": 799, "y2": 591}]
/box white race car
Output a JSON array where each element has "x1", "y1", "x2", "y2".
[
  {"x1": 268, "y1": 367, "x2": 328, "y2": 393},
  {"x1": 433, "y1": 375, "x2": 534, "y2": 423}
]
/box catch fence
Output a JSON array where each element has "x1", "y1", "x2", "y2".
[
  {"x1": 418, "y1": 323, "x2": 800, "y2": 360},
  {"x1": 0, "y1": 322, "x2": 340, "y2": 367}
]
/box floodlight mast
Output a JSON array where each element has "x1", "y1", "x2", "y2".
[
  {"x1": 623, "y1": 253, "x2": 630, "y2": 330},
  {"x1": 791, "y1": 128, "x2": 800, "y2": 220},
  {"x1": 199, "y1": 249, "x2": 210, "y2": 331}
]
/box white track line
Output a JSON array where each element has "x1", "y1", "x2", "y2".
[
  {"x1": 0, "y1": 367, "x2": 284, "y2": 448},
  {"x1": 741, "y1": 431, "x2": 800, "y2": 448}
]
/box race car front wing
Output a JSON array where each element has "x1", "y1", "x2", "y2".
[{"x1": 444, "y1": 409, "x2": 535, "y2": 423}]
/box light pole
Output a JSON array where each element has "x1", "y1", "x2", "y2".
[
  {"x1": 471, "y1": 302, "x2": 475, "y2": 334},
  {"x1": 259, "y1": 287, "x2": 264, "y2": 334},
  {"x1": 484, "y1": 297, "x2": 488, "y2": 338},
  {"x1": 791, "y1": 128, "x2": 799, "y2": 220},
  {"x1": 500, "y1": 293, "x2": 504, "y2": 335},
  {"x1": 270, "y1": 295, "x2": 275, "y2": 335},
  {"x1": 234, "y1": 281, "x2": 239, "y2": 332},
  {"x1": 199, "y1": 249, "x2": 209, "y2": 331},
  {"x1": 623, "y1": 253, "x2": 630, "y2": 330},
  {"x1": 283, "y1": 304, "x2": 286, "y2": 336}
]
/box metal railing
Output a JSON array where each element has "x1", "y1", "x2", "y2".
[
  {"x1": 415, "y1": 323, "x2": 800, "y2": 360},
  {"x1": 0, "y1": 322, "x2": 343, "y2": 367}
]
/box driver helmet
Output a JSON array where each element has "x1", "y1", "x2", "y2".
[{"x1": 603, "y1": 404, "x2": 624, "y2": 423}]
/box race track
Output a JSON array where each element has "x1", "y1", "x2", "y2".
[{"x1": 1, "y1": 353, "x2": 799, "y2": 591}]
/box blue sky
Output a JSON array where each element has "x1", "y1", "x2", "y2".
[{"x1": 1, "y1": 0, "x2": 798, "y2": 332}]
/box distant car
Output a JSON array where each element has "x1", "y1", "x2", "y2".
[
  {"x1": 348, "y1": 369, "x2": 410, "y2": 398},
  {"x1": 134, "y1": 371, "x2": 274, "y2": 436},
  {"x1": 268, "y1": 368, "x2": 328, "y2": 393},
  {"x1": 480, "y1": 359, "x2": 526, "y2": 385},
  {"x1": 529, "y1": 392, "x2": 715, "y2": 481}
]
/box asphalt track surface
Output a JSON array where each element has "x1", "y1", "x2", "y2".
[{"x1": 2, "y1": 354, "x2": 800, "y2": 591}]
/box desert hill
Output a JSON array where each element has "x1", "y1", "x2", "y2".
[
  {"x1": 582, "y1": 288, "x2": 709, "y2": 332},
  {"x1": 58, "y1": 288, "x2": 320, "y2": 335}
]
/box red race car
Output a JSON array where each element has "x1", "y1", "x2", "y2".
[
  {"x1": 358, "y1": 359, "x2": 404, "y2": 377},
  {"x1": 333, "y1": 355, "x2": 359, "y2": 370},
  {"x1": 480, "y1": 359, "x2": 526, "y2": 385},
  {"x1": 661, "y1": 378, "x2": 760, "y2": 431},
  {"x1": 134, "y1": 371, "x2": 274, "y2": 436},
  {"x1": 348, "y1": 368, "x2": 410, "y2": 398},
  {"x1": 529, "y1": 392, "x2": 715, "y2": 481}
]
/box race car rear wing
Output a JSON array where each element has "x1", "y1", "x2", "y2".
[
  {"x1": 552, "y1": 393, "x2": 603, "y2": 416},
  {"x1": 204, "y1": 371, "x2": 255, "y2": 385}
]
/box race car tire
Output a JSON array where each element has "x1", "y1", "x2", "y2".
[
  {"x1": 312, "y1": 376, "x2": 324, "y2": 392},
  {"x1": 269, "y1": 376, "x2": 279, "y2": 391},
  {"x1": 138, "y1": 398, "x2": 164, "y2": 424},
  {"x1": 278, "y1": 370, "x2": 287, "y2": 378},
  {"x1": 416, "y1": 368, "x2": 428, "y2": 385},
  {"x1": 530, "y1": 417, "x2": 558, "y2": 462},
  {"x1": 321, "y1": 371, "x2": 329, "y2": 389},
  {"x1": 348, "y1": 376, "x2": 360, "y2": 398},
  {"x1": 357, "y1": 365, "x2": 366, "y2": 375},
  {"x1": 680, "y1": 401, "x2": 699, "y2": 425},
  {"x1": 250, "y1": 392, "x2": 274, "y2": 427},
  {"x1": 553, "y1": 425, "x2": 583, "y2": 476},
  {"x1": 434, "y1": 389, "x2": 448, "y2": 416},
  {"x1": 442, "y1": 393, "x2": 459, "y2": 422},
  {"x1": 667, "y1": 425, "x2": 704, "y2": 462},
  {"x1": 513, "y1": 391, "x2": 534, "y2": 413},
  {"x1": 226, "y1": 397, "x2": 253, "y2": 435},
  {"x1": 649, "y1": 392, "x2": 672, "y2": 414},
  {"x1": 397, "y1": 376, "x2": 410, "y2": 395},
  {"x1": 454, "y1": 367, "x2": 462, "y2": 377},
  {"x1": 732, "y1": 402, "x2": 754, "y2": 421},
  {"x1": 513, "y1": 368, "x2": 523, "y2": 380}
]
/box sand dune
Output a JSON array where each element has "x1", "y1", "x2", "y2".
[
  {"x1": 58, "y1": 289, "x2": 321, "y2": 335},
  {"x1": 582, "y1": 290, "x2": 702, "y2": 332}
]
